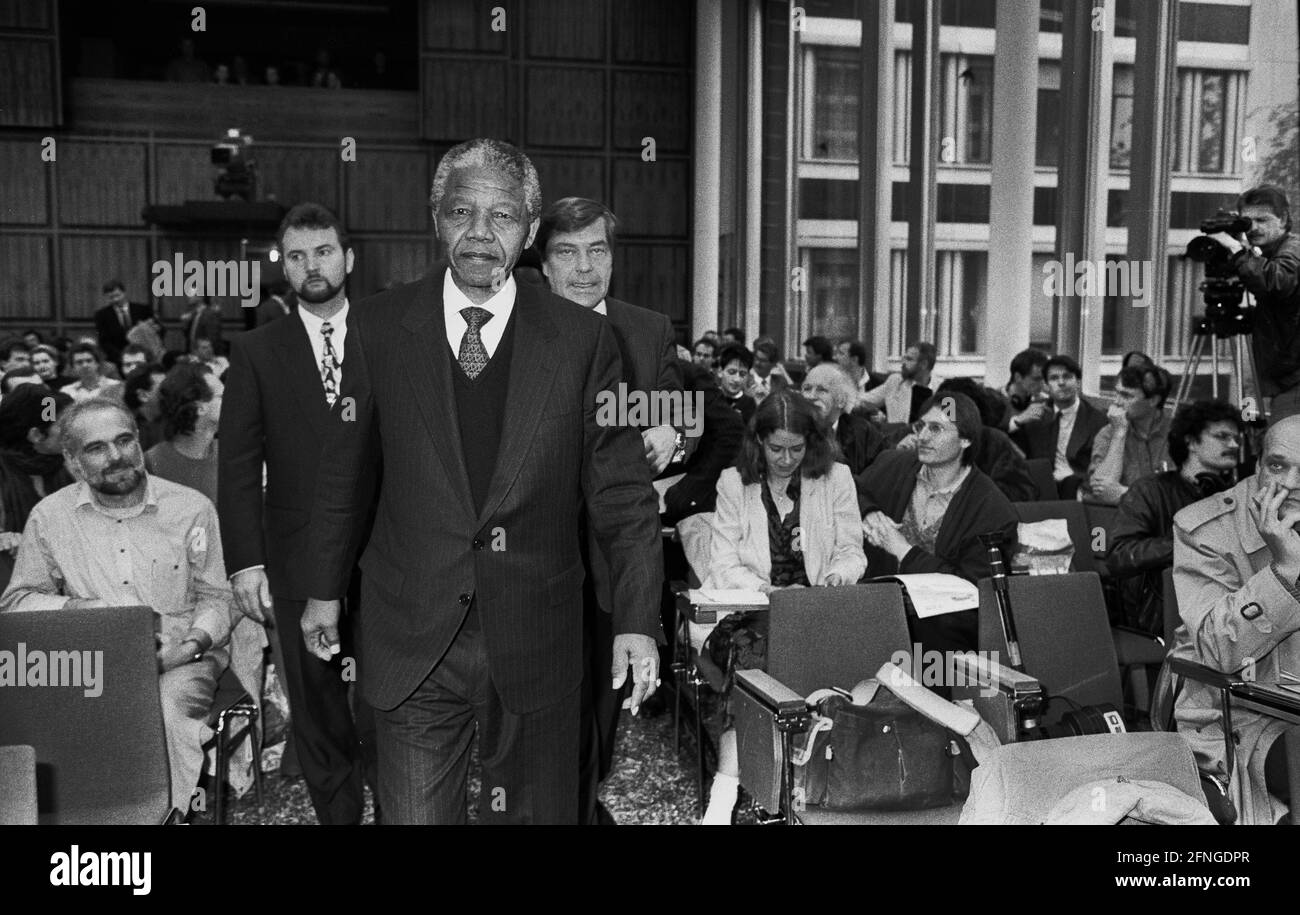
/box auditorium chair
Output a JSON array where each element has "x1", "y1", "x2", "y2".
[
  {"x1": 1011, "y1": 500, "x2": 1098, "y2": 574},
  {"x1": 0, "y1": 606, "x2": 172, "y2": 824},
  {"x1": 0, "y1": 745, "x2": 37, "y2": 824},
  {"x1": 1110, "y1": 567, "x2": 1179, "y2": 718},
  {"x1": 732, "y1": 583, "x2": 1046, "y2": 824},
  {"x1": 977, "y1": 572, "x2": 1126, "y2": 731},
  {"x1": 208, "y1": 667, "x2": 263, "y2": 825},
  {"x1": 1023, "y1": 458, "x2": 1058, "y2": 501}
]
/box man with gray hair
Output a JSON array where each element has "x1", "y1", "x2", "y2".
[
  {"x1": 303, "y1": 138, "x2": 664, "y2": 823},
  {"x1": 799, "y1": 362, "x2": 885, "y2": 475},
  {"x1": 0, "y1": 398, "x2": 236, "y2": 816}
]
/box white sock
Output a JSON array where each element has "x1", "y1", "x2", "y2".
[{"x1": 701, "y1": 773, "x2": 738, "y2": 825}]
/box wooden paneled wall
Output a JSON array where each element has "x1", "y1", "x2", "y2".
[
  {"x1": 0, "y1": 0, "x2": 60, "y2": 127},
  {"x1": 419, "y1": 0, "x2": 694, "y2": 329}
]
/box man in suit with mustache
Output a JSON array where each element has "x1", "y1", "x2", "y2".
[
  {"x1": 302, "y1": 139, "x2": 664, "y2": 823},
  {"x1": 218, "y1": 203, "x2": 379, "y2": 823}
]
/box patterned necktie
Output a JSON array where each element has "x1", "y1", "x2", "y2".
[
  {"x1": 320, "y1": 321, "x2": 340, "y2": 407},
  {"x1": 458, "y1": 307, "x2": 493, "y2": 380}
]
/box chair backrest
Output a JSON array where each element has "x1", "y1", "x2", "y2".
[
  {"x1": 1161, "y1": 566, "x2": 1179, "y2": 647},
  {"x1": 0, "y1": 745, "x2": 37, "y2": 825},
  {"x1": 767, "y1": 583, "x2": 913, "y2": 696},
  {"x1": 1012, "y1": 500, "x2": 1097, "y2": 573},
  {"x1": 1024, "y1": 458, "x2": 1058, "y2": 501},
  {"x1": 1083, "y1": 503, "x2": 1118, "y2": 563},
  {"x1": 977, "y1": 572, "x2": 1124, "y2": 726},
  {"x1": 736, "y1": 584, "x2": 913, "y2": 812},
  {"x1": 0, "y1": 606, "x2": 171, "y2": 824}
]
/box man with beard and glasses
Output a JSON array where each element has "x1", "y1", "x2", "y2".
[
  {"x1": 0, "y1": 398, "x2": 234, "y2": 815},
  {"x1": 218, "y1": 202, "x2": 380, "y2": 824},
  {"x1": 858, "y1": 341, "x2": 942, "y2": 425}
]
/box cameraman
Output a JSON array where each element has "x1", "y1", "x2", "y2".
[{"x1": 1212, "y1": 185, "x2": 1300, "y2": 419}]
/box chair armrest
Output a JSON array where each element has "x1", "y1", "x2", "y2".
[
  {"x1": 735, "y1": 669, "x2": 806, "y2": 717},
  {"x1": 669, "y1": 580, "x2": 691, "y2": 596},
  {"x1": 1168, "y1": 656, "x2": 1240, "y2": 690}
]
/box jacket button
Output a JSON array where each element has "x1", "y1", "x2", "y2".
[
  {"x1": 458, "y1": 593, "x2": 471, "y2": 605},
  {"x1": 472, "y1": 538, "x2": 485, "y2": 550},
  {"x1": 1224, "y1": 497, "x2": 1234, "y2": 506}
]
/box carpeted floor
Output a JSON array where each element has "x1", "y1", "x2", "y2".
[{"x1": 201, "y1": 686, "x2": 759, "y2": 825}]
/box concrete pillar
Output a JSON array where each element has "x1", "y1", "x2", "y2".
[
  {"x1": 984, "y1": 0, "x2": 1040, "y2": 389},
  {"x1": 745, "y1": 0, "x2": 764, "y2": 342},
  {"x1": 1054, "y1": 0, "x2": 1114, "y2": 395},
  {"x1": 906, "y1": 0, "x2": 941, "y2": 340},
  {"x1": 693, "y1": 0, "x2": 723, "y2": 339},
  {"x1": 858, "y1": 0, "x2": 896, "y2": 371}
]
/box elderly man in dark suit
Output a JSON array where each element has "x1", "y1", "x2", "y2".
[
  {"x1": 218, "y1": 202, "x2": 378, "y2": 824},
  {"x1": 1010, "y1": 354, "x2": 1108, "y2": 499},
  {"x1": 302, "y1": 140, "x2": 663, "y2": 824},
  {"x1": 536, "y1": 196, "x2": 682, "y2": 824}
]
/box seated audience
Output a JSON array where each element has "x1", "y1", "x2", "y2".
[
  {"x1": 856, "y1": 392, "x2": 1018, "y2": 653},
  {"x1": 0, "y1": 399, "x2": 234, "y2": 815},
  {"x1": 1, "y1": 366, "x2": 44, "y2": 394},
  {"x1": 60, "y1": 343, "x2": 123, "y2": 402},
  {"x1": 692, "y1": 336, "x2": 717, "y2": 369},
  {"x1": 0, "y1": 386, "x2": 74, "y2": 556},
  {"x1": 746, "y1": 339, "x2": 789, "y2": 403},
  {"x1": 1085, "y1": 364, "x2": 1174, "y2": 505},
  {"x1": 1122, "y1": 350, "x2": 1156, "y2": 371},
  {"x1": 802, "y1": 335, "x2": 833, "y2": 369},
  {"x1": 715, "y1": 344, "x2": 757, "y2": 426},
  {"x1": 30, "y1": 344, "x2": 72, "y2": 391},
  {"x1": 1011, "y1": 354, "x2": 1107, "y2": 499},
  {"x1": 1106, "y1": 400, "x2": 1240, "y2": 634},
  {"x1": 721, "y1": 327, "x2": 744, "y2": 346},
  {"x1": 145, "y1": 363, "x2": 223, "y2": 503},
  {"x1": 193, "y1": 336, "x2": 230, "y2": 380},
  {"x1": 800, "y1": 362, "x2": 886, "y2": 475},
  {"x1": 924, "y1": 377, "x2": 1038, "y2": 502},
  {"x1": 858, "y1": 341, "x2": 941, "y2": 425},
  {"x1": 1171, "y1": 415, "x2": 1300, "y2": 824},
  {"x1": 121, "y1": 343, "x2": 150, "y2": 376},
  {"x1": 0, "y1": 337, "x2": 31, "y2": 372},
  {"x1": 123, "y1": 364, "x2": 168, "y2": 452},
  {"x1": 993, "y1": 347, "x2": 1050, "y2": 430},
  {"x1": 700, "y1": 389, "x2": 867, "y2": 824},
  {"x1": 835, "y1": 338, "x2": 883, "y2": 403},
  {"x1": 21, "y1": 330, "x2": 45, "y2": 350}
]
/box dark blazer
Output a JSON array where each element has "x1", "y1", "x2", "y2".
[
  {"x1": 1013, "y1": 397, "x2": 1108, "y2": 484},
  {"x1": 182, "y1": 305, "x2": 224, "y2": 353},
  {"x1": 855, "y1": 449, "x2": 1019, "y2": 585},
  {"x1": 306, "y1": 273, "x2": 663, "y2": 713},
  {"x1": 256, "y1": 293, "x2": 293, "y2": 326},
  {"x1": 836, "y1": 411, "x2": 887, "y2": 476},
  {"x1": 218, "y1": 311, "x2": 369, "y2": 600},
  {"x1": 663, "y1": 379, "x2": 744, "y2": 524},
  {"x1": 94, "y1": 301, "x2": 155, "y2": 363}
]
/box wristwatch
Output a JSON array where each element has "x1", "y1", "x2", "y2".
[{"x1": 670, "y1": 430, "x2": 687, "y2": 464}]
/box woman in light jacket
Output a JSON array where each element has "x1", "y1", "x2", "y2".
[{"x1": 700, "y1": 388, "x2": 867, "y2": 823}]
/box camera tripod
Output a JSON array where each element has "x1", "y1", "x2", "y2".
[{"x1": 1171, "y1": 317, "x2": 1264, "y2": 421}]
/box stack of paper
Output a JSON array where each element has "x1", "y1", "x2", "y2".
[{"x1": 874, "y1": 573, "x2": 979, "y2": 618}]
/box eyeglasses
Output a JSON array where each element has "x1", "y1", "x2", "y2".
[{"x1": 910, "y1": 419, "x2": 955, "y2": 438}]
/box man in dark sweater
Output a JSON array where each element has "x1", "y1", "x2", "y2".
[{"x1": 856, "y1": 391, "x2": 1019, "y2": 653}]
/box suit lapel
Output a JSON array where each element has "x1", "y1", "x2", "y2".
[
  {"x1": 274, "y1": 317, "x2": 330, "y2": 439},
  {"x1": 475, "y1": 285, "x2": 560, "y2": 527},
  {"x1": 1065, "y1": 401, "x2": 1091, "y2": 461},
  {"x1": 603, "y1": 299, "x2": 638, "y2": 387},
  {"x1": 399, "y1": 271, "x2": 476, "y2": 521}
]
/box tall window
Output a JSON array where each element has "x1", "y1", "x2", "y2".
[
  {"x1": 804, "y1": 248, "x2": 860, "y2": 342},
  {"x1": 809, "y1": 48, "x2": 860, "y2": 161},
  {"x1": 1111, "y1": 64, "x2": 1134, "y2": 169},
  {"x1": 1174, "y1": 69, "x2": 1242, "y2": 174}
]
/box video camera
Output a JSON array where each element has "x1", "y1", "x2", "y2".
[
  {"x1": 211, "y1": 128, "x2": 257, "y2": 201},
  {"x1": 1184, "y1": 210, "x2": 1253, "y2": 336}
]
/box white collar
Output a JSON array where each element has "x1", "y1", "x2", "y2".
[
  {"x1": 443, "y1": 269, "x2": 517, "y2": 318},
  {"x1": 297, "y1": 299, "x2": 350, "y2": 332},
  {"x1": 593, "y1": 299, "x2": 607, "y2": 316}
]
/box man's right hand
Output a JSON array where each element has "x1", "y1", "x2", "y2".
[
  {"x1": 1107, "y1": 403, "x2": 1128, "y2": 427},
  {"x1": 302, "y1": 598, "x2": 343, "y2": 661},
  {"x1": 231, "y1": 568, "x2": 272, "y2": 623},
  {"x1": 1016, "y1": 402, "x2": 1050, "y2": 426},
  {"x1": 1259, "y1": 482, "x2": 1300, "y2": 578}
]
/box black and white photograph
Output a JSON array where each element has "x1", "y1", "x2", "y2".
[{"x1": 0, "y1": 0, "x2": 1298, "y2": 893}]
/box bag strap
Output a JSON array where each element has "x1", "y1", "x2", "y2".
[{"x1": 874, "y1": 661, "x2": 983, "y2": 736}]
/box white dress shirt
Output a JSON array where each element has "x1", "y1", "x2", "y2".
[
  {"x1": 297, "y1": 299, "x2": 350, "y2": 395},
  {"x1": 1053, "y1": 398, "x2": 1080, "y2": 482},
  {"x1": 442, "y1": 270, "x2": 517, "y2": 358}
]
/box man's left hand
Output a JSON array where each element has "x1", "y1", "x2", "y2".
[
  {"x1": 612, "y1": 633, "x2": 659, "y2": 715},
  {"x1": 157, "y1": 641, "x2": 199, "y2": 674},
  {"x1": 642, "y1": 424, "x2": 677, "y2": 475},
  {"x1": 1210, "y1": 232, "x2": 1245, "y2": 256}
]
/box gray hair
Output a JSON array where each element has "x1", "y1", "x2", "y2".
[
  {"x1": 806, "y1": 362, "x2": 856, "y2": 411},
  {"x1": 57, "y1": 397, "x2": 138, "y2": 455},
  {"x1": 429, "y1": 138, "x2": 543, "y2": 222}
]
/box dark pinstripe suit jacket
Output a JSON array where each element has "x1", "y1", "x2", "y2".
[{"x1": 306, "y1": 270, "x2": 663, "y2": 713}]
